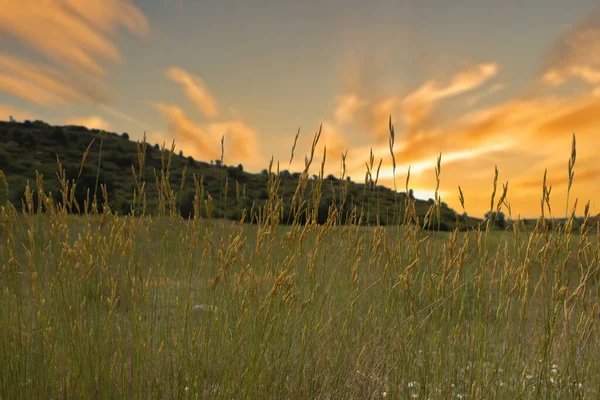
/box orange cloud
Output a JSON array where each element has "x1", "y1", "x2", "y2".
[
  {"x1": 334, "y1": 94, "x2": 368, "y2": 124},
  {"x1": 467, "y1": 83, "x2": 505, "y2": 106},
  {"x1": 0, "y1": 0, "x2": 149, "y2": 78},
  {"x1": 307, "y1": 121, "x2": 349, "y2": 177},
  {"x1": 63, "y1": 116, "x2": 112, "y2": 131},
  {"x1": 401, "y1": 62, "x2": 499, "y2": 130},
  {"x1": 328, "y1": 62, "x2": 500, "y2": 145},
  {"x1": 0, "y1": 54, "x2": 109, "y2": 106},
  {"x1": 153, "y1": 103, "x2": 220, "y2": 160},
  {"x1": 208, "y1": 120, "x2": 260, "y2": 165},
  {"x1": 153, "y1": 103, "x2": 262, "y2": 168},
  {"x1": 167, "y1": 67, "x2": 219, "y2": 119},
  {"x1": 541, "y1": 11, "x2": 600, "y2": 87},
  {"x1": 0, "y1": 104, "x2": 34, "y2": 121},
  {"x1": 350, "y1": 92, "x2": 600, "y2": 218},
  {"x1": 534, "y1": 98, "x2": 600, "y2": 138}
]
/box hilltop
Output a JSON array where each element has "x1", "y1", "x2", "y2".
[{"x1": 0, "y1": 119, "x2": 484, "y2": 229}]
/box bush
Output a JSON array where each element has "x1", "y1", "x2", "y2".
[
  {"x1": 22, "y1": 133, "x2": 36, "y2": 149},
  {"x1": 484, "y1": 211, "x2": 506, "y2": 229},
  {"x1": 51, "y1": 127, "x2": 68, "y2": 146}
]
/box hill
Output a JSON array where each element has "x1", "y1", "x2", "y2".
[{"x1": 0, "y1": 119, "x2": 484, "y2": 229}]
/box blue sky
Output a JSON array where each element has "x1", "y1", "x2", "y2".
[{"x1": 1, "y1": 0, "x2": 599, "y2": 217}]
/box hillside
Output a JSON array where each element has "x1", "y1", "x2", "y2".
[{"x1": 0, "y1": 119, "x2": 483, "y2": 229}]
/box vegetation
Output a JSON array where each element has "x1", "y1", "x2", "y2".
[
  {"x1": 1, "y1": 117, "x2": 599, "y2": 398},
  {"x1": 0, "y1": 119, "x2": 482, "y2": 230}
]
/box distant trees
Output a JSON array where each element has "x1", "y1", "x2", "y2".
[
  {"x1": 484, "y1": 211, "x2": 506, "y2": 229},
  {"x1": 50, "y1": 127, "x2": 68, "y2": 146},
  {"x1": 121, "y1": 132, "x2": 129, "y2": 140},
  {"x1": 187, "y1": 156, "x2": 194, "y2": 166}
]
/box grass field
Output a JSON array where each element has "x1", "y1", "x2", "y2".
[{"x1": 1, "y1": 129, "x2": 599, "y2": 399}]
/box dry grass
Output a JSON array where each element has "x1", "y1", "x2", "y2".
[{"x1": 0, "y1": 123, "x2": 599, "y2": 399}]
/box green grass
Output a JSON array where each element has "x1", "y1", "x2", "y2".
[{"x1": 0, "y1": 123, "x2": 599, "y2": 399}]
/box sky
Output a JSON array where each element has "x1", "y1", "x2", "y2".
[{"x1": 0, "y1": 0, "x2": 599, "y2": 219}]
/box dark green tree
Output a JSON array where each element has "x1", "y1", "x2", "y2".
[
  {"x1": 51, "y1": 126, "x2": 68, "y2": 146},
  {"x1": 484, "y1": 211, "x2": 506, "y2": 229}
]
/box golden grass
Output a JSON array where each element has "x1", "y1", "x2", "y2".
[{"x1": 0, "y1": 121, "x2": 599, "y2": 399}]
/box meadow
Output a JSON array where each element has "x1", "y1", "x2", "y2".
[{"x1": 0, "y1": 125, "x2": 599, "y2": 399}]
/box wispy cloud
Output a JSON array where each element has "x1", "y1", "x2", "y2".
[
  {"x1": 0, "y1": 104, "x2": 34, "y2": 121},
  {"x1": 99, "y1": 105, "x2": 148, "y2": 129},
  {"x1": 153, "y1": 103, "x2": 220, "y2": 160},
  {"x1": 0, "y1": 0, "x2": 149, "y2": 78},
  {"x1": 466, "y1": 83, "x2": 506, "y2": 106},
  {"x1": 167, "y1": 67, "x2": 219, "y2": 119},
  {"x1": 63, "y1": 116, "x2": 112, "y2": 131},
  {"x1": 401, "y1": 62, "x2": 499, "y2": 130},
  {"x1": 328, "y1": 62, "x2": 499, "y2": 144},
  {"x1": 153, "y1": 103, "x2": 261, "y2": 167},
  {"x1": 334, "y1": 94, "x2": 368, "y2": 125},
  {"x1": 155, "y1": 66, "x2": 263, "y2": 168},
  {"x1": 0, "y1": 0, "x2": 148, "y2": 110},
  {"x1": 334, "y1": 93, "x2": 401, "y2": 143},
  {"x1": 0, "y1": 54, "x2": 110, "y2": 106},
  {"x1": 342, "y1": 92, "x2": 600, "y2": 218},
  {"x1": 541, "y1": 11, "x2": 600, "y2": 86}
]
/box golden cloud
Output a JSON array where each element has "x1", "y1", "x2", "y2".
[
  {"x1": 153, "y1": 103, "x2": 220, "y2": 160},
  {"x1": 167, "y1": 67, "x2": 219, "y2": 119},
  {"x1": 351, "y1": 92, "x2": 600, "y2": 218},
  {"x1": 541, "y1": 11, "x2": 600, "y2": 86},
  {"x1": 63, "y1": 116, "x2": 112, "y2": 131},
  {"x1": 401, "y1": 62, "x2": 499, "y2": 130},
  {"x1": 0, "y1": 0, "x2": 149, "y2": 78},
  {"x1": 329, "y1": 62, "x2": 499, "y2": 145},
  {"x1": 0, "y1": 54, "x2": 110, "y2": 106},
  {"x1": 466, "y1": 83, "x2": 506, "y2": 106},
  {"x1": 153, "y1": 103, "x2": 262, "y2": 168},
  {"x1": 334, "y1": 94, "x2": 368, "y2": 124},
  {"x1": 0, "y1": 104, "x2": 34, "y2": 121}
]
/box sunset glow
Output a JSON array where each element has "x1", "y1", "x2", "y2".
[{"x1": 0, "y1": 0, "x2": 598, "y2": 218}]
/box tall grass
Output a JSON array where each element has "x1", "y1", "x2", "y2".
[{"x1": 0, "y1": 121, "x2": 599, "y2": 399}]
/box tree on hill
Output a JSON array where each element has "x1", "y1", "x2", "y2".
[
  {"x1": 50, "y1": 127, "x2": 68, "y2": 146},
  {"x1": 484, "y1": 211, "x2": 506, "y2": 229}
]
